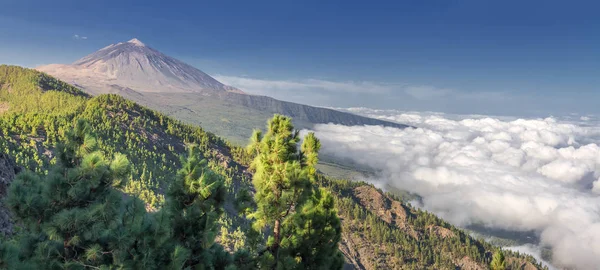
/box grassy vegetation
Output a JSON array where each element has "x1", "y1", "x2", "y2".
[{"x1": 0, "y1": 65, "x2": 249, "y2": 208}]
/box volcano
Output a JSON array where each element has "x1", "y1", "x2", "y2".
[{"x1": 38, "y1": 38, "x2": 242, "y2": 94}]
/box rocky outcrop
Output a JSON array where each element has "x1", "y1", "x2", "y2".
[
  {"x1": 0, "y1": 153, "x2": 20, "y2": 236},
  {"x1": 353, "y1": 185, "x2": 419, "y2": 239},
  {"x1": 427, "y1": 225, "x2": 456, "y2": 239},
  {"x1": 455, "y1": 256, "x2": 485, "y2": 270}
]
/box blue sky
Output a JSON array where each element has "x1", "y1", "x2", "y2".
[{"x1": 1, "y1": 0, "x2": 599, "y2": 116}]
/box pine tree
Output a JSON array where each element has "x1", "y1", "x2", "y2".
[
  {"x1": 1, "y1": 119, "x2": 133, "y2": 268},
  {"x1": 1, "y1": 121, "x2": 233, "y2": 269},
  {"x1": 247, "y1": 114, "x2": 343, "y2": 269},
  {"x1": 159, "y1": 145, "x2": 230, "y2": 269},
  {"x1": 491, "y1": 250, "x2": 506, "y2": 270},
  {"x1": 281, "y1": 188, "x2": 344, "y2": 269}
]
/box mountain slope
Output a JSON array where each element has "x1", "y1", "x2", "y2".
[
  {"x1": 38, "y1": 38, "x2": 242, "y2": 94},
  {"x1": 123, "y1": 91, "x2": 407, "y2": 144},
  {"x1": 0, "y1": 65, "x2": 547, "y2": 269},
  {"x1": 36, "y1": 39, "x2": 407, "y2": 144}
]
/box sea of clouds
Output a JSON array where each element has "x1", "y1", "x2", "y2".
[{"x1": 307, "y1": 108, "x2": 600, "y2": 269}]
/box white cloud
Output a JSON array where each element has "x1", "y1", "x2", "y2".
[
  {"x1": 213, "y1": 75, "x2": 510, "y2": 106},
  {"x1": 213, "y1": 75, "x2": 394, "y2": 95},
  {"x1": 305, "y1": 108, "x2": 600, "y2": 269},
  {"x1": 72, "y1": 34, "x2": 88, "y2": 40},
  {"x1": 593, "y1": 179, "x2": 600, "y2": 194}
]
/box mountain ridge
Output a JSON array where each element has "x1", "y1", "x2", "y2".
[{"x1": 36, "y1": 39, "x2": 408, "y2": 144}]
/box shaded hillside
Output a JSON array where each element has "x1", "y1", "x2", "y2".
[
  {"x1": 220, "y1": 91, "x2": 407, "y2": 128},
  {"x1": 36, "y1": 39, "x2": 408, "y2": 145},
  {"x1": 0, "y1": 65, "x2": 546, "y2": 269},
  {"x1": 110, "y1": 90, "x2": 408, "y2": 145},
  {"x1": 0, "y1": 153, "x2": 20, "y2": 236}
]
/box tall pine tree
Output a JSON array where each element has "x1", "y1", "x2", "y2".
[{"x1": 247, "y1": 114, "x2": 343, "y2": 269}]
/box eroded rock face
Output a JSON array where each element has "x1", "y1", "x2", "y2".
[{"x1": 0, "y1": 153, "x2": 20, "y2": 236}]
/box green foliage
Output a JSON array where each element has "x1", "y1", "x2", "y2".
[
  {"x1": 1, "y1": 120, "x2": 234, "y2": 269},
  {"x1": 247, "y1": 115, "x2": 310, "y2": 231},
  {"x1": 160, "y1": 146, "x2": 229, "y2": 268},
  {"x1": 280, "y1": 188, "x2": 344, "y2": 269},
  {"x1": 2, "y1": 119, "x2": 135, "y2": 268},
  {"x1": 491, "y1": 250, "x2": 506, "y2": 270},
  {"x1": 0, "y1": 65, "x2": 248, "y2": 208},
  {"x1": 0, "y1": 66, "x2": 548, "y2": 270},
  {"x1": 247, "y1": 115, "x2": 343, "y2": 269}
]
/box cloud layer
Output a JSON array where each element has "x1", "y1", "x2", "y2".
[
  {"x1": 213, "y1": 75, "x2": 397, "y2": 106},
  {"x1": 307, "y1": 108, "x2": 600, "y2": 269},
  {"x1": 214, "y1": 75, "x2": 475, "y2": 101},
  {"x1": 213, "y1": 74, "x2": 522, "y2": 115},
  {"x1": 214, "y1": 75, "x2": 394, "y2": 95}
]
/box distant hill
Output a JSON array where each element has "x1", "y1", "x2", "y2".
[
  {"x1": 36, "y1": 39, "x2": 407, "y2": 144},
  {"x1": 0, "y1": 65, "x2": 546, "y2": 269}
]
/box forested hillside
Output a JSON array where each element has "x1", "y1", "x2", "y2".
[{"x1": 0, "y1": 65, "x2": 546, "y2": 269}]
